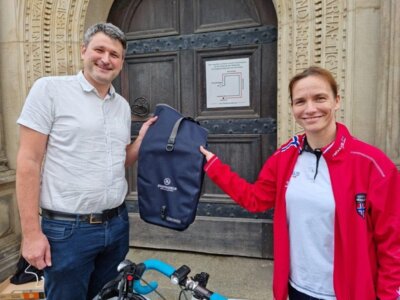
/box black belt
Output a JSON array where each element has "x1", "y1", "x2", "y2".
[{"x1": 41, "y1": 202, "x2": 126, "y2": 224}]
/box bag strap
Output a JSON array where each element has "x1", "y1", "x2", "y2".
[
  {"x1": 166, "y1": 117, "x2": 199, "y2": 152},
  {"x1": 166, "y1": 117, "x2": 185, "y2": 151}
]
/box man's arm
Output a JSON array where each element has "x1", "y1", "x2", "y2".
[
  {"x1": 16, "y1": 125, "x2": 51, "y2": 270},
  {"x1": 125, "y1": 116, "x2": 157, "y2": 167}
]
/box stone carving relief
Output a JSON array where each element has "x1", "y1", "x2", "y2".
[
  {"x1": 23, "y1": 0, "x2": 89, "y2": 91},
  {"x1": 275, "y1": 0, "x2": 347, "y2": 144}
]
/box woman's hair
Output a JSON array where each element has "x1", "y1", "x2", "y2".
[
  {"x1": 83, "y1": 22, "x2": 127, "y2": 51},
  {"x1": 288, "y1": 66, "x2": 338, "y2": 102}
]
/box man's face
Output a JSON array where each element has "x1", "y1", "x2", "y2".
[{"x1": 81, "y1": 32, "x2": 124, "y2": 91}]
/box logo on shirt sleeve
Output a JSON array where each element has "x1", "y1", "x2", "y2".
[{"x1": 355, "y1": 193, "x2": 366, "y2": 218}]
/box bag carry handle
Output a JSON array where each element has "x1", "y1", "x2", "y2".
[
  {"x1": 166, "y1": 117, "x2": 184, "y2": 151},
  {"x1": 166, "y1": 117, "x2": 199, "y2": 152}
]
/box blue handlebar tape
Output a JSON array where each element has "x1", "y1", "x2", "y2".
[
  {"x1": 210, "y1": 293, "x2": 228, "y2": 300},
  {"x1": 133, "y1": 259, "x2": 176, "y2": 295}
]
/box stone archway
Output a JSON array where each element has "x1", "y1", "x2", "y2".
[
  {"x1": 12, "y1": 1, "x2": 400, "y2": 163},
  {"x1": 17, "y1": 0, "x2": 350, "y2": 145},
  {"x1": 2, "y1": 0, "x2": 399, "y2": 273},
  {"x1": 0, "y1": 0, "x2": 398, "y2": 280}
]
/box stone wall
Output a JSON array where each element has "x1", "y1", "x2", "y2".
[
  {"x1": 0, "y1": 0, "x2": 398, "y2": 280},
  {"x1": 375, "y1": 0, "x2": 400, "y2": 166},
  {"x1": 0, "y1": 0, "x2": 20, "y2": 282}
]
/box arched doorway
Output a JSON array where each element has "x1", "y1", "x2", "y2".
[{"x1": 108, "y1": 0, "x2": 277, "y2": 258}]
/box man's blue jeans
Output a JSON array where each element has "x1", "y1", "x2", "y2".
[{"x1": 42, "y1": 206, "x2": 129, "y2": 300}]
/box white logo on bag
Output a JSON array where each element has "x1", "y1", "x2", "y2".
[{"x1": 157, "y1": 178, "x2": 177, "y2": 192}]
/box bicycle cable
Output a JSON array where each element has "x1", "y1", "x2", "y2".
[
  {"x1": 178, "y1": 287, "x2": 191, "y2": 300},
  {"x1": 139, "y1": 277, "x2": 168, "y2": 300}
]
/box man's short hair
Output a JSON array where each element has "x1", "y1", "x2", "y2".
[{"x1": 83, "y1": 22, "x2": 127, "y2": 50}]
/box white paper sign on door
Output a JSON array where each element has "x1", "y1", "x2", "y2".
[{"x1": 205, "y1": 58, "x2": 250, "y2": 108}]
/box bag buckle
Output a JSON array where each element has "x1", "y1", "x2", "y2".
[
  {"x1": 161, "y1": 206, "x2": 167, "y2": 220},
  {"x1": 166, "y1": 141, "x2": 174, "y2": 151}
]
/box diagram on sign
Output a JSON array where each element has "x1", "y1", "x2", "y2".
[
  {"x1": 217, "y1": 72, "x2": 242, "y2": 97},
  {"x1": 206, "y1": 58, "x2": 250, "y2": 108}
]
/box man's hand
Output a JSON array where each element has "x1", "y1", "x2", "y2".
[
  {"x1": 137, "y1": 116, "x2": 158, "y2": 140},
  {"x1": 125, "y1": 116, "x2": 158, "y2": 167},
  {"x1": 200, "y1": 145, "x2": 215, "y2": 162},
  {"x1": 22, "y1": 231, "x2": 51, "y2": 270}
]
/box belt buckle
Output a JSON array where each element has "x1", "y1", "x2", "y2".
[{"x1": 89, "y1": 214, "x2": 103, "y2": 224}]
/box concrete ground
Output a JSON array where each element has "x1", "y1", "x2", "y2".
[{"x1": 126, "y1": 247, "x2": 274, "y2": 300}]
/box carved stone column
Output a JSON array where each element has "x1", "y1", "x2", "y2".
[
  {"x1": 376, "y1": 0, "x2": 400, "y2": 168},
  {"x1": 0, "y1": 0, "x2": 19, "y2": 282}
]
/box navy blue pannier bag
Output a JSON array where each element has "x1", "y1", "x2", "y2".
[{"x1": 137, "y1": 104, "x2": 208, "y2": 231}]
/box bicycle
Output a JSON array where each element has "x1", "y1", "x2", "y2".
[{"x1": 96, "y1": 258, "x2": 228, "y2": 300}]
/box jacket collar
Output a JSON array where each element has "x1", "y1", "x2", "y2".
[
  {"x1": 283, "y1": 123, "x2": 350, "y2": 160},
  {"x1": 279, "y1": 123, "x2": 351, "y2": 160},
  {"x1": 322, "y1": 123, "x2": 350, "y2": 160}
]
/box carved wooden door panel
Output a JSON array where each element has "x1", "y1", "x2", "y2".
[{"x1": 109, "y1": 0, "x2": 277, "y2": 258}]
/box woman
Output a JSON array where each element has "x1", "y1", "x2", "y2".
[{"x1": 200, "y1": 66, "x2": 400, "y2": 300}]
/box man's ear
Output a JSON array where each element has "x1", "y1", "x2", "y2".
[{"x1": 80, "y1": 44, "x2": 86, "y2": 59}]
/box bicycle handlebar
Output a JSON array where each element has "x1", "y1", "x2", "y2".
[
  {"x1": 133, "y1": 259, "x2": 175, "y2": 294},
  {"x1": 133, "y1": 259, "x2": 228, "y2": 300}
]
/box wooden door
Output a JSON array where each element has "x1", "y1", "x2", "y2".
[{"x1": 108, "y1": 0, "x2": 277, "y2": 258}]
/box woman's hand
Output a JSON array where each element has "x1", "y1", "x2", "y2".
[{"x1": 200, "y1": 145, "x2": 215, "y2": 162}]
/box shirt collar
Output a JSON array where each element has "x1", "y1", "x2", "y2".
[
  {"x1": 302, "y1": 137, "x2": 320, "y2": 154},
  {"x1": 301, "y1": 137, "x2": 323, "y2": 180},
  {"x1": 77, "y1": 71, "x2": 116, "y2": 98},
  {"x1": 300, "y1": 131, "x2": 335, "y2": 156}
]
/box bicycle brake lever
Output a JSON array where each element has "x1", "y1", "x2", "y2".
[{"x1": 117, "y1": 259, "x2": 135, "y2": 272}]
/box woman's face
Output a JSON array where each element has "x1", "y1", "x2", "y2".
[{"x1": 291, "y1": 75, "x2": 340, "y2": 137}]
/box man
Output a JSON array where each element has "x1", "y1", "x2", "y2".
[{"x1": 16, "y1": 22, "x2": 155, "y2": 300}]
